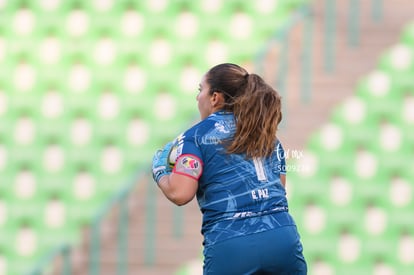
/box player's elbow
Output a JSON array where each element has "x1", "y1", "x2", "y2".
[
  {"x1": 159, "y1": 172, "x2": 198, "y2": 206},
  {"x1": 165, "y1": 173, "x2": 198, "y2": 206},
  {"x1": 168, "y1": 194, "x2": 194, "y2": 206},
  {"x1": 173, "y1": 200, "x2": 190, "y2": 206}
]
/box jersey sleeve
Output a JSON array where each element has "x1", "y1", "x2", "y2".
[{"x1": 172, "y1": 131, "x2": 203, "y2": 180}]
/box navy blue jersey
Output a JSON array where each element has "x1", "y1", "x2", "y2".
[{"x1": 174, "y1": 111, "x2": 293, "y2": 246}]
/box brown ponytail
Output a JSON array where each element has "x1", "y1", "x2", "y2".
[{"x1": 206, "y1": 63, "x2": 282, "y2": 158}]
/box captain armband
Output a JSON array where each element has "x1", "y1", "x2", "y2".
[{"x1": 173, "y1": 154, "x2": 203, "y2": 180}]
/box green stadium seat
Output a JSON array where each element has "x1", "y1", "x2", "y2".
[
  {"x1": 400, "y1": 94, "x2": 414, "y2": 135},
  {"x1": 288, "y1": 168, "x2": 330, "y2": 200},
  {"x1": 7, "y1": 164, "x2": 43, "y2": 222},
  {"x1": 396, "y1": 228, "x2": 414, "y2": 268},
  {"x1": 376, "y1": 146, "x2": 410, "y2": 176},
  {"x1": 0, "y1": 132, "x2": 10, "y2": 179},
  {"x1": 118, "y1": 56, "x2": 150, "y2": 95},
  {"x1": 306, "y1": 257, "x2": 336, "y2": 275},
  {"x1": 5, "y1": 217, "x2": 46, "y2": 274},
  {"x1": 93, "y1": 92, "x2": 125, "y2": 138},
  {"x1": 329, "y1": 204, "x2": 365, "y2": 234},
  {"x1": 361, "y1": 230, "x2": 399, "y2": 267},
  {"x1": 305, "y1": 133, "x2": 354, "y2": 174},
  {"x1": 64, "y1": 112, "x2": 95, "y2": 150},
  {"x1": 329, "y1": 172, "x2": 354, "y2": 199},
  {"x1": 332, "y1": 114, "x2": 385, "y2": 160},
  {"x1": 388, "y1": 172, "x2": 414, "y2": 210},
  {"x1": 378, "y1": 44, "x2": 414, "y2": 90},
  {"x1": 120, "y1": 111, "x2": 163, "y2": 170},
  {"x1": 169, "y1": 57, "x2": 203, "y2": 96},
  {"x1": 336, "y1": 227, "x2": 365, "y2": 265},
  {"x1": 124, "y1": 144, "x2": 156, "y2": 173},
  {"x1": 66, "y1": 165, "x2": 106, "y2": 228},
  {"x1": 379, "y1": 43, "x2": 414, "y2": 72},
  {"x1": 292, "y1": 194, "x2": 331, "y2": 237},
  {"x1": 37, "y1": 88, "x2": 69, "y2": 137},
  {"x1": 301, "y1": 227, "x2": 339, "y2": 265},
  {"x1": 371, "y1": 259, "x2": 400, "y2": 275},
  {"x1": 97, "y1": 140, "x2": 126, "y2": 176},
  {"x1": 32, "y1": 191, "x2": 81, "y2": 248},
  {"x1": 6, "y1": 3, "x2": 37, "y2": 36},
  {"x1": 356, "y1": 70, "x2": 393, "y2": 97},
  {"x1": 0, "y1": 192, "x2": 11, "y2": 259},
  {"x1": 172, "y1": 10, "x2": 201, "y2": 43},
  {"x1": 355, "y1": 71, "x2": 403, "y2": 113}
]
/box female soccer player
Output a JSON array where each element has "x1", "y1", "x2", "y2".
[{"x1": 152, "y1": 63, "x2": 307, "y2": 274}]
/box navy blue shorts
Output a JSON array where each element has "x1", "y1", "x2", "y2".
[{"x1": 203, "y1": 225, "x2": 307, "y2": 274}]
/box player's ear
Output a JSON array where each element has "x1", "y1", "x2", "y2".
[{"x1": 210, "y1": 91, "x2": 224, "y2": 107}]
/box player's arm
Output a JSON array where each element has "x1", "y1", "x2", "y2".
[
  {"x1": 280, "y1": 174, "x2": 286, "y2": 188},
  {"x1": 152, "y1": 134, "x2": 202, "y2": 206},
  {"x1": 276, "y1": 140, "x2": 287, "y2": 188},
  {"x1": 157, "y1": 173, "x2": 198, "y2": 206},
  {"x1": 158, "y1": 154, "x2": 202, "y2": 205},
  {"x1": 154, "y1": 152, "x2": 201, "y2": 206}
]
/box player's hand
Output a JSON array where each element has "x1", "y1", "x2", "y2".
[{"x1": 152, "y1": 141, "x2": 174, "y2": 184}]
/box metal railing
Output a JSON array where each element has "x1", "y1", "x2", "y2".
[{"x1": 27, "y1": 170, "x2": 142, "y2": 275}]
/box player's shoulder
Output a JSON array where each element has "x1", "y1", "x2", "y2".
[{"x1": 183, "y1": 114, "x2": 224, "y2": 136}]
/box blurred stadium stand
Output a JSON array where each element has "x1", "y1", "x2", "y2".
[{"x1": 0, "y1": 0, "x2": 413, "y2": 274}]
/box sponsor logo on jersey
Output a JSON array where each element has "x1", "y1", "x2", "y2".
[{"x1": 214, "y1": 122, "x2": 230, "y2": 133}]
